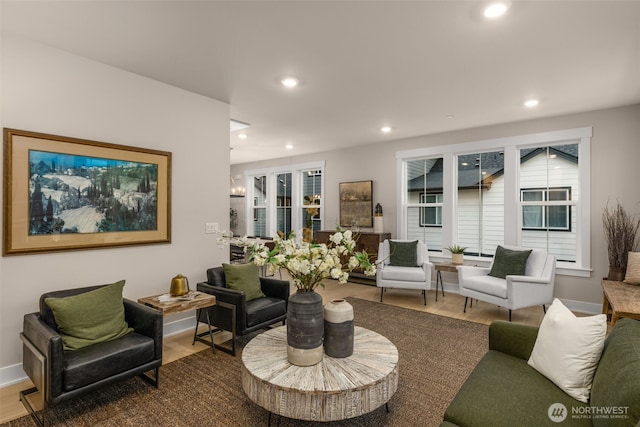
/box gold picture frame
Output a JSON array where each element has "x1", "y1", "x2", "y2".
[
  {"x1": 339, "y1": 180, "x2": 373, "y2": 228},
  {"x1": 3, "y1": 128, "x2": 171, "y2": 255}
]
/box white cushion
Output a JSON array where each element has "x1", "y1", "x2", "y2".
[
  {"x1": 462, "y1": 275, "x2": 508, "y2": 298},
  {"x1": 380, "y1": 265, "x2": 426, "y2": 282},
  {"x1": 527, "y1": 299, "x2": 607, "y2": 403}
]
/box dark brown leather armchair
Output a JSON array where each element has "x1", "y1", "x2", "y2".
[{"x1": 20, "y1": 285, "x2": 163, "y2": 427}]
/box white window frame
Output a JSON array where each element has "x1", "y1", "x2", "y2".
[
  {"x1": 396, "y1": 127, "x2": 592, "y2": 277},
  {"x1": 245, "y1": 161, "x2": 325, "y2": 239}
]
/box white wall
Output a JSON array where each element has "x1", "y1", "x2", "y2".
[
  {"x1": 0, "y1": 35, "x2": 231, "y2": 384},
  {"x1": 232, "y1": 104, "x2": 640, "y2": 314}
]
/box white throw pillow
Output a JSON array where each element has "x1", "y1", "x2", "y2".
[{"x1": 527, "y1": 298, "x2": 607, "y2": 403}]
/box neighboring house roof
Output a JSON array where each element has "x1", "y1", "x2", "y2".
[{"x1": 408, "y1": 145, "x2": 578, "y2": 192}]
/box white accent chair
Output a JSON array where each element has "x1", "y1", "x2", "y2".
[
  {"x1": 457, "y1": 245, "x2": 556, "y2": 321},
  {"x1": 376, "y1": 239, "x2": 433, "y2": 305}
]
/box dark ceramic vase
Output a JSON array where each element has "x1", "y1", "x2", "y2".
[{"x1": 287, "y1": 291, "x2": 324, "y2": 366}]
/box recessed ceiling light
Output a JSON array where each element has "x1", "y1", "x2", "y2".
[
  {"x1": 238, "y1": 133, "x2": 248, "y2": 140},
  {"x1": 285, "y1": 143, "x2": 294, "y2": 150},
  {"x1": 446, "y1": 115, "x2": 455, "y2": 119},
  {"x1": 281, "y1": 77, "x2": 299, "y2": 88},
  {"x1": 524, "y1": 99, "x2": 540, "y2": 108},
  {"x1": 381, "y1": 126, "x2": 392, "y2": 133},
  {"x1": 484, "y1": 1, "x2": 510, "y2": 18}
]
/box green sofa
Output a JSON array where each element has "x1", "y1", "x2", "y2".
[{"x1": 441, "y1": 318, "x2": 640, "y2": 427}]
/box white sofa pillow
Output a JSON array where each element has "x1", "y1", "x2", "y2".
[{"x1": 527, "y1": 298, "x2": 607, "y2": 403}]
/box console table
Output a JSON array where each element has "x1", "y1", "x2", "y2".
[
  {"x1": 315, "y1": 231, "x2": 391, "y2": 283},
  {"x1": 241, "y1": 326, "x2": 398, "y2": 422},
  {"x1": 601, "y1": 280, "x2": 640, "y2": 326}
]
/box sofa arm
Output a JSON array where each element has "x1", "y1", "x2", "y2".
[
  {"x1": 488, "y1": 320, "x2": 539, "y2": 361},
  {"x1": 124, "y1": 299, "x2": 163, "y2": 360},
  {"x1": 260, "y1": 277, "x2": 290, "y2": 301}
]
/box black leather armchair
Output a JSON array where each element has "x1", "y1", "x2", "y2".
[
  {"x1": 20, "y1": 285, "x2": 163, "y2": 427},
  {"x1": 197, "y1": 267, "x2": 289, "y2": 354}
]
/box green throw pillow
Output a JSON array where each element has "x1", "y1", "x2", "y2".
[
  {"x1": 44, "y1": 280, "x2": 133, "y2": 351},
  {"x1": 222, "y1": 263, "x2": 265, "y2": 301},
  {"x1": 488, "y1": 246, "x2": 533, "y2": 279},
  {"x1": 389, "y1": 240, "x2": 419, "y2": 267}
]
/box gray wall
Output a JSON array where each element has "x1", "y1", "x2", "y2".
[
  {"x1": 232, "y1": 104, "x2": 640, "y2": 310},
  {"x1": 0, "y1": 35, "x2": 231, "y2": 383}
]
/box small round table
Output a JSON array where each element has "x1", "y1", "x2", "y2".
[{"x1": 241, "y1": 325, "x2": 399, "y2": 422}]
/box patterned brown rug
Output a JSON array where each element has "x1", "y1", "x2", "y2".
[{"x1": 2, "y1": 298, "x2": 488, "y2": 427}]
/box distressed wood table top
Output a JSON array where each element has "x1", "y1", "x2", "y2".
[
  {"x1": 138, "y1": 291, "x2": 216, "y2": 316},
  {"x1": 601, "y1": 280, "x2": 640, "y2": 325},
  {"x1": 241, "y1": 325, "x2": 399, "y2": 422}
]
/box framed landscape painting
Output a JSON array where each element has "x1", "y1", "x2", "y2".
[
  {"x1": 3, "y1": 128, "x2": 171, "y2": 255},
  {"x1": 339, "y1": 180, "x2": 373, "y2": 228}
]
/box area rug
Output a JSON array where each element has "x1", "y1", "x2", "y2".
[{"x1": 2, "y1": 298, "x2": 488, "y2": 427}]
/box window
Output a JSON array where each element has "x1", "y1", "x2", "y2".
[
  {"x1": 519, "y1": 144, "x2": 578, "y2": 262},
  {"x1": 397, "y1": 127, "x2": 591, "y2": 276},
  {"x1": 302, "y1": 169, "x2": 322, "y2": 240},
  {"x1": 251, "y1": 176, "x2": 267, "y2": 237},
  {"x1": 456, "y1": 151, "x2": 504, "y2": 257},
  {"x1": 419, "y1": 193, "x2": 442, "y2": 226},
  {"x1": 276, "y1": 173, "x2": 292, "y2": 237},
  {"x1": 521, "y1": 188, "x2": 570, "y2": 231},
  {"x1": 406, "y1": 158, "x2": 443, "y2": 251},
  {"x1": 245, "y1": 161, "x2": 324, "y2": 240}
]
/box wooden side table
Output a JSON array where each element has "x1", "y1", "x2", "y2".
[
  {"x1": 434, "y1": 262, "x2": 460, "y2": 301},
  {"x1": 138, "y1": 291, "x2": 221, "y2": 354},
  {"x1": 601, "y1": 280, "x2": 640, "y2": 326}
]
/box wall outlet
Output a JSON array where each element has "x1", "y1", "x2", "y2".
[{"x1": 205, "y1": 222, "x2": 218, "y2": 234}]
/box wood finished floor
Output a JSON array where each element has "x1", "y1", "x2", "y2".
[{"x1": 0, "y1": 278, "x2": 547, "y2": 424}]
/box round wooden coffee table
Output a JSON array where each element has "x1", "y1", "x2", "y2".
[{"x1": 241, "y1": 325, "x2": 399, "y2": 422}]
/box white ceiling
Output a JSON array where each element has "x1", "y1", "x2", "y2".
[{"x1": 2, "y1": 1, "x2": 639, "y2": 165}]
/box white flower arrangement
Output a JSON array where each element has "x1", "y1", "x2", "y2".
[{"x1": 221, "y1": 228, "x2": 376, "y2": 292}]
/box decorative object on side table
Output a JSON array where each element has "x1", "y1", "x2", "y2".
[
  {"x1": 446, "y1": 244, "x2": 467, "y2": 265},
  {"x1": 169, "y1": 274, "x2": 190, "y2": 296},
  {"x1": 602, "y1": 202, "x2": 640, "y2": 281},
  {"x1": 373, "y1": 203, "x2": 384, "y2": 233},
  {"x1": 237, "y1": 228, "x2": 376, "y2": 366},
  {"x1": 324, "y1": 298, "x2": 354, "y2": 358}
]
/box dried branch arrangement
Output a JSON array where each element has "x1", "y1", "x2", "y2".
[{"x1": 602, "y1": 202, "x2": 640, "y2": 269}]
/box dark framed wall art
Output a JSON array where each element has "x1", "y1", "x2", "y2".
[
  {"x1": 339, "y1": 180, "x2": 373, "y2": 228},
  {"x1": 3, "y1": 128, "x2": 172, "y2": 255}
]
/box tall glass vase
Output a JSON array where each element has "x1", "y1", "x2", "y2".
[{"x1": 287, "y1": 290, "x2": 324, "y2": 366}]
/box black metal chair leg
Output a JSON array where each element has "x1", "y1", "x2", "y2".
[
  {"x1": 509, "y1": 309, "x2": 512, "y2": 322},
  {"x1": 422, "y1": 289, "x2": 427, "y2": 305},
  {"x1": 463, "y1": 296, "x2": 468, "y2": 313},
  {"x1": 380, "y1": 287, "x2": 384, "y2": 302},
  {"x1": 542, "y1": 304, "x2": 547, "y2": 314}
]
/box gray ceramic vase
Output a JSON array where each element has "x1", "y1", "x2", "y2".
[
  {"x1": 287, "y1": 291, "x2": 324, "y2": 366},
  {"x1": 323, "y1": 298, "x2": 354, "y2": 358}
]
